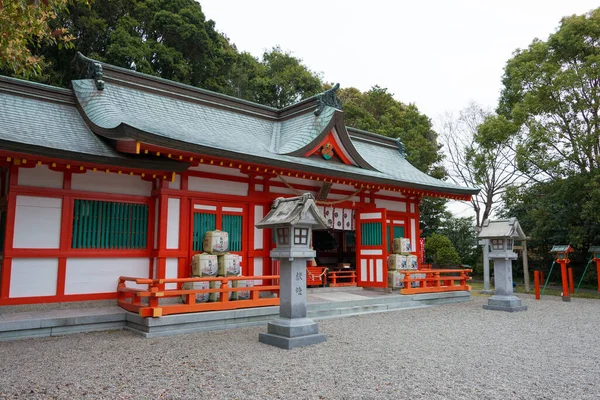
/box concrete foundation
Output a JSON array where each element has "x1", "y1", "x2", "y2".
[{"x1": 259, "y1": 317, "x2": 327, "y2": 349}]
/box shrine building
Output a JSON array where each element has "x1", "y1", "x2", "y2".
[{"x1": 0, "y1": 54, "x2": 477, "y2": 305}]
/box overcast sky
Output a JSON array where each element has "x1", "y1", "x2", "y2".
[{"x1": 200, "y1": 0, "x2": 598, "y2": 217}]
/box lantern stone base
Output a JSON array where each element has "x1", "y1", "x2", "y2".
[
  {"x1": 259, "y1": 317, "x2": 327, "y2": 349},
  {"x1": 483, "y1": 295, "x2": 528, "y2": 312}
]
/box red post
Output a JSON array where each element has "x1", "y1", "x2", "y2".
[
  {"x1": 596, "y1": 260, "x2": 600, "y2": 292},
  {"x1": 540, "y1": 270, "x2": 545, "y2": 285},
  {"x1": 568, "y1": 267, "x2": 575, "y2": 294},
  {"x1": 558, "y1": 260, "x2": 570, "y2": 302},
  {"x1": 534, "y1": 270, "x2": 540, "y2": 300}
]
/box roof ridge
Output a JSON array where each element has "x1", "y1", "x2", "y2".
[
  {"x1": 0, "y1": 75, "x2": 74, "y2": 105},
  {"x1": 76, "y1": 53, "x2": 285, "y2": 115}
]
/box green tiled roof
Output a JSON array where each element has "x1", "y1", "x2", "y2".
[
  {"x1": 72, "y1": 73, "x2": 477, "y2": 196},
  {"x1": 277, "y1": 106, "x2": 335, "y2": 154},
  {"x1": 1, "y1": 59, "x2": 478, "y2": 197},
  {"x1": 0, "y1": 76, "x2": 185, "y2": 171}
]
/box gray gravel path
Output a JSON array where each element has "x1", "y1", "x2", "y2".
[{"x1": 1, "y1": 294, "x2": 599, "y2": 400}]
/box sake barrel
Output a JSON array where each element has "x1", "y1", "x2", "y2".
[
  {"x1": 180, "y1": 281, "x2": 209, "y2": 303},
  {"x1": 191, "y1": 253, "x2": 218, "y2": 277},
  {"x1": 209, "y1": 280, "x2": 233, "y2": 302},
  {"x1": 203, "y1": 230, "x2": 229, "y2": 253},
  {"x1": 387, "y1": 270, "x2": 405, "y2": 289},
  {"x1": 217, "y1": 254, "x2": 242, "y2": 276},
  {"x1": 387, "y1": 254, "x2": 407, "y2": 271},
  {"x1": 407, "y1": 255, "x2": 418, "y2": 269},
  {"x1": 232, "y1": 279, "x2": 254, "y2": 300}
]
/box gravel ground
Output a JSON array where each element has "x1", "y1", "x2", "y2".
[{"x1": 1, "y1": 294, "x2": 599, "y2": 400}]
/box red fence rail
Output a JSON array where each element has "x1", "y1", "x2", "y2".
[
  {"x1": 117, "y1": 275, "x2": 280, "y2": 317},
  {"x1": 398, "y1": 268, "x2": 472, "y2": 294}
]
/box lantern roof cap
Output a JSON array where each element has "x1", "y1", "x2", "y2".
[
  {"x1": 588, "y1": 246, "x2": 600, "y2": 253},
  {"x1": 551, "y1": 245, "x2": 574, "y2": 253},
  {"x1": 477, "y1": 218, "x2": 526, "y2": 240},
  {"x1": 255, "y1": 193, "x2": 328, "y2": 229}
]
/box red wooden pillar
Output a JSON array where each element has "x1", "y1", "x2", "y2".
[
  {"x1": 534, "y1": 270, "x2": 540, "y2": 300},
  {"x1": 558, "y1": 260, "x2": 570, "y2": 302},
  {"x1": 597, "y1": 260, "x2": 600, "y2": 292},
  {"x1": 0, "y1": 166, "x2": 18, "y2": 300},
  {"x1": 155, "y1": 181, "x2": 169, "y2": 290}
]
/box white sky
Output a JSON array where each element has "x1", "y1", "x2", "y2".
[{"x1": 200, "y1": 0, "x2": 598, "y2": 218}]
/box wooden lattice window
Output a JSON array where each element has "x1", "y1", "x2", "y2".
[
  {"x1": 192, "y1": 212, "x2": 216, "y2": 252},
  {"x1": 72, "y1": 200, "x2": 148, "y2": 249},
  {"x1": 222, "y1": 214, "x2": 243, "y2": 251},
  {"x1": 361, "y1": 222, "x2": 382, "y2": 246}
]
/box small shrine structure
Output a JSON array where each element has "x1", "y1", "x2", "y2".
[
  {"x1": 255, "y1": 193, "x2": 328, "y2": 349},
  {"x1": 478, "y1": 218, "x2": 527, "y2": 312}
]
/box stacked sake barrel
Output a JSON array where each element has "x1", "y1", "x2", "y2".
[
  {"x1": 182, "y1": 230, "x2": 253, "y2": 302},
  {"x1": 387, "y1": 238, "x2": 420, "y2": 289}
]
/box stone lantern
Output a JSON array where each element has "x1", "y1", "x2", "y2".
[
  {"x1": 478, "y1": 218, "x2": 527, "y2": 312},
  {"x1": 255, "y1": 193, "x2": 328, "y2": 349},
  {"x1": 551, "y1": 245, "x2": 574, "y2": 302}
]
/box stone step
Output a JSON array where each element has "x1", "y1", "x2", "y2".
[
  {"x1": 309, "y1": 301, "x2": 429, "y2": 320},
  {"x1": 0, "y1": 291, "x2": 471, "y2": 340}
]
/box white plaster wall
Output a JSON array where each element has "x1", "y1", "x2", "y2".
[
  {"x1": 154, "y1": 198, "x2": 159, "y2": 249},
  {"x1": 189, "y1": 163, "x2": 246, "y2": 177},
  {"x1": 165, "y1": 258, "x2": 178, "y2": 289},
  {"x1": 378, "y1": 190, "x2": 406, "y2": 199},
  {"x1": 13, "y1": 196, "x2": 62, "y2": 249},
  {"x1": 64, "y1": 258, "x2": 149, "y2": 294},
  {"x1": 326, "y1": 193, "x2": 360, "y2": 203},
  {"x1": 72, "y1": 171, "x2": 152, "y2": 196},
  {"x1": 253, "y1": 257, "x2": 263, "y2": 285},
  {"x1": 269, "y1": 186, "x2": 301, "y2": 195},
  {"x1": 168, "y1": 174, "x2": 181, "y2": 190},
  {"x1": 166, "y1": 198, "x2": 180, "y2": 249},
  {"x1": 254, "y1": 205, "x2": 264, "y2": 250},
  {"x1": 18, "y1": 165, "x2": 63, "y2": 189},
  {"x1": 410, "y1": 203, "x2": 416, "y2": 213},
  {"x1": 411, "y1": 219, "x2": 417, "y2": 252},
  {"x1": 375, "y1": 198, "x2": 407, "y2": 212},
  {"x1": 9, "y1": 258, "x2": 58, "y2": 297},
  {"x1": 188, "y1": 176, "x2": 248, "y2": 196},
  {"x1": 276, "y1": 176, "x2": 320, "y2": 188},
  {"x1": 331, "y1": 183, "x2": 357, "y2": 192}
]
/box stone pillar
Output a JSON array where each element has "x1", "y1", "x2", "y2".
[
  {"x1": 483, "y1": 257, "x2": 527, "y2": 312},
  {"x1": 480, "y1": 239, "x2": 493, "y2": 294},
  {"x1": 522, "y1": 240, "x2": 530, "y2": 293},
  {"x1": 259, "y1": 257, "x2": 327, "y2": 349}
]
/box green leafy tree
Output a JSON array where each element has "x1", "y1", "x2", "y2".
[
  {"x1": 247, "y1": 47, "x2": 323, "y2": 108},
  {"x1": 424, "y1": 233, "x2": 461, "y2": 267},
  {"x1": 0, "y1": 0, "x2": 87, "y2": 77},
  {"x1": 339, "y1": 86, "x2": 449, "y2": 234},
  {"x1": 440, "y1": 216, "x2": 478, "y2": 267},
  {"x1": 440, "y1": 102, "x2": 525, "y2": 227},
  {"x1": 498, "y1": 8, "x2": 600, "y2": 180},
  {"x1": 9, "y1": 1, "x2": 324, "y2": 108}
]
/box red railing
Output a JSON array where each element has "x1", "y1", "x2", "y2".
[
  {"x1": 398, "y1": 268, "x2": 472, "y2": 294},
  {"x1": 328, "y1": 270, "x2": 357, "y2": 287},
  {"x1": 117, "y1": 275, "x2": 280, "y2": 317}
]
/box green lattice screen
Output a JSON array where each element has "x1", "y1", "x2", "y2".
[
  {"x1": 387, "y1": 226, "x2": 405, "y2": 252},
  {"x1": 361, "y1": 222, "x2": 382, "y2": 246},
  {"x1": 72, "y1": 200, "x2": 148, "y2": 249},
  {"x1": 222, "y1": 214, "x2": 243, "y2": 251},
  {"x1": 193, "y1": 212, "x2": 216, "y2": 252}
]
